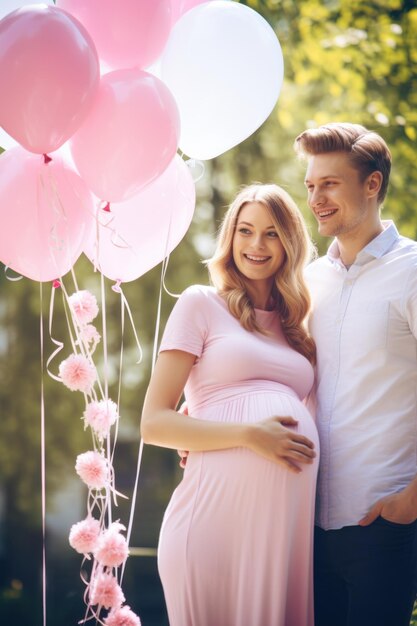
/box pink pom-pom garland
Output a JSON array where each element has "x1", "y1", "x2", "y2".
[
  {"x1": 55, "y1": 282, "x2": 140, "y2": 623},
  {"x1": 104, "y1": 605, "x2": 142, "y2": 626},
  {"x1": 69, "y1": 290, "x2": 99, "y2": 325},
  {"x1": 69, "y1": 517, "x2": 101, "y2": 555},
  {"x1": 95, "y1": 522, "x2": 129, "y2": 568},
  {"x1": 84, "y1": 399, "x2": 119, "y2": 440},
  {"x1": 89, "y1": 571, "x2": 125, "y2": 610},
  {"x1": 76, "y1": 451, "x2": 109, "y2": 489},
  {"x1": 59, "y1": 353, "x2": 97, "y2": 393}
]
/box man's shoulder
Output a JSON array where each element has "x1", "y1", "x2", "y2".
[
  {"x1": 304, "y1": 255, "x2": 329, "y2": 275},
  {"x1": 395, "y1": 234, "x2": 417, "y2": 254}
]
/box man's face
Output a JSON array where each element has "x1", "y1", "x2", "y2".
[{"x1": 304, "y1": 151, "x2": 373, "y2": 239}]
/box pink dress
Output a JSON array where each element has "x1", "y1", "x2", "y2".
[{"x1": 158, "y1": 285, "x2": 319, "y2": 626}]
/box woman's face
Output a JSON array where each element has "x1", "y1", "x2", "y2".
[{"x1": 232, "y1": 201, "x2": 286, "y2": 286}]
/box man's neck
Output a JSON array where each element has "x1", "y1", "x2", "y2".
[{"x1": 337, "y1": 221, "x2": 384, "y2": 267}]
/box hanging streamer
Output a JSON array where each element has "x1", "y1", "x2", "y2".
[{"x1": 39, "y1": 284, "x2": 47, "y2": 626}]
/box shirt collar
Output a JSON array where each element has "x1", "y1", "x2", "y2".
[{"x1": 327, "y1": 220, "x2": 400, "y2": 267}]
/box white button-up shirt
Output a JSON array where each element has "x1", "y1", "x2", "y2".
[{"x1": 305, "y1": 221, "x2": 417, "y2": 530}]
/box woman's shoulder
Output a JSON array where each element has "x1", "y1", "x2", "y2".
[
  {"x1": 181, "y1": 284, "x2": 218, "y2": 301},
  {"x1": 176, "y1": 285, "x2": 225, "y2": 320}
]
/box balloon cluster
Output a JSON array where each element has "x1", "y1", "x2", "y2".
[
  {"x1": 0, "y1": 0, "x2": 283, "y2": 284},
  {"x1": 0, "y1": 2, "x2": 284, "y2": 623}
]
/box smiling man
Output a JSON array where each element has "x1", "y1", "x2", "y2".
[{"x1": 294, "y1": 123, "x2": 417, "y2": 626}]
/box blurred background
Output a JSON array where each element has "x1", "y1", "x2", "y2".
[{"x1": 0, "y1": 0, "x2": 416, "y2": 624}]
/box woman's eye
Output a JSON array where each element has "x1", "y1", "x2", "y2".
[
  {"x1": 238, "y1": 228, "x2": 251, "y2": 235},
  {"x1": 267, "y1": 231, "x2": 278, "y2": 238}
]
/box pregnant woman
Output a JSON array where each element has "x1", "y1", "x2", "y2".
[{"x1": 141, "y1": 183, "x2": 319, "y2": 626}]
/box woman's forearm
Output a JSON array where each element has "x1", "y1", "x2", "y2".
[{"x1": 141, "y1": 407, "x2": 250, "y2": 451}]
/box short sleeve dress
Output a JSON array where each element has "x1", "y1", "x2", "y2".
[{"x1": 157, "y1": 285, "x2": 319, "y2": 626}]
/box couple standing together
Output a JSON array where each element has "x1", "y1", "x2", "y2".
[{"x1": 141, "y1": 123, "x2": 417, "y2": 626}]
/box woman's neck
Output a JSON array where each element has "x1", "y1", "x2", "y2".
[{"x1": 245, "y1": 281, "x2": 274, "y2": 311}]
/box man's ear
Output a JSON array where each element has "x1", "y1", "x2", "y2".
[{"x1": 367, "y1": 171, "x2": 383, "y2": 198}]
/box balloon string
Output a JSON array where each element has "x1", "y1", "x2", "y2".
[
  {"x1": 114, "y1": 284, "x2": 143, "y2": 365},
  {"x1": 38, "y1": 166, "x2": 66, "y2": 256},
  {"x1": 3, "y1": 265, "x2": 23, "y2": 281},
  {"x1": 38, "y1": 160, "x2": 94, "y2": 278},
  {"x1": 161, "y1": 208, "x2": 180, "y2": 299},
  {"x1": 122, "y1": 213, "x2": 174, "y2": 578},
  {"x1": 39, "y1": 283, "x2": 47, "y2": 626},
  {"x1": 121, "y1": 437, "x2": 144, "y2": 584},
  {"x1": 109, "y1": 288, "x2": 125, "y2": 477},
  {"x1": 100, "y1": 273, "x2": 113, "y2": 525},
  {"x1": 123, "y1": 214, "x2": 188, "y2": 574},
  {"x1": 185, "y1": 157, "x2": 205, "y2": 183},
  {"x1": 100, "y1": 273, "x2": 109, "y2": 400},
  {"x1": 93, "y1": 203, "x2": 132, "y2": 273},
  {"x1": 121, "y1": 262, "x2": 167, "y2": 582},
  {"x1": 160, "y1": 156, "x2": 198, "y2": 300},
  {"x1": 46, "y1": 281, "x2": 65, "y2": 383},
  {"x1": 117, "y1": 282, "x2": 145, "y2": 584}
]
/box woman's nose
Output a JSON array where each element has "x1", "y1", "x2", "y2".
[{"x1": 253, "y1": 234, "x2": 266, "y2": 248}]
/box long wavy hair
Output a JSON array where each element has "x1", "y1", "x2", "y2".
[{"x1": 207, "y1": 184, "x2": 316, "y2": 364}]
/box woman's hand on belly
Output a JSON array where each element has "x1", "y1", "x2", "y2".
[{"x1": 245, "y1": 416, "x2": 316, "y2": 473}]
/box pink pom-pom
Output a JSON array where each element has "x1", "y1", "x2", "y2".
[
  {"x1": 69, "y1": 290, "x2": 99, "y2": 325},
  {"x1": 59, "y1": 354, "x2": 97, "y2": 393},
  {"x1": 90, "y1": 571, "x2": 125, "y2": 609},
  {"x1": 82, "y1": 324, "x2": 101, "y2": 345},
  {"x1": 95, "y1": 522, "x2": 129, "y2": 568},
  {"x1": 84, "y1": 399, "x2": 119, "y2": 439},
  {"x1": 69, "y1": 517, "x2": 101, "y2": 555},
  {"x1": 104, "y1": 605, "x2": 141, "y2": 626},
  {"x1": 75, "y1": 451, "x2": 108, "y2": 489}
]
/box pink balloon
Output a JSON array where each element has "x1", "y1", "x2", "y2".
[
  {"x1": 0, "y1": 6, "x2": 99, "y2": 154},
  {"x1": 83, "y1": 155, "x2": 195, "y2": 283},
  {"x1": 171, "y1": 0, "x2": 214, "y2": 23},
  {"x1": 0, "y1": 147, "x2": 95, "y2": 282},
  {"x1": 70, "y1": 69, "x2": 180, "y2": 203},
  {"x1": 57, "y1": 0, "x2": 172, "y2": 70}
]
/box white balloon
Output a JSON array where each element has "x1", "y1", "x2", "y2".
[
  {"x1": 0, "y1": 0, "x2": 53, "y2": 21},
  {"x1": 0, "y1": 128, "x2": 18, "y2": 150},
  {"x1": 161, "y1": 1, "x2": 283, "y2": 160}
]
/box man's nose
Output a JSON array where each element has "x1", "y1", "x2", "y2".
[{"x1": 309, "y1": 188, "x2": 324, "y2": 208}]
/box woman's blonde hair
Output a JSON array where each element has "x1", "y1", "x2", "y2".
[{"x1": 207, "y1": 184, "x2": 316, "y2": 364}]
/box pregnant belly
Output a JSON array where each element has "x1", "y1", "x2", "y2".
[
  {"x1": 180, "y1": 387, "x2": 319, "y2": 495},
  {"x1": 162, "y1": 388, "x2": 319, "y2": 562}
]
